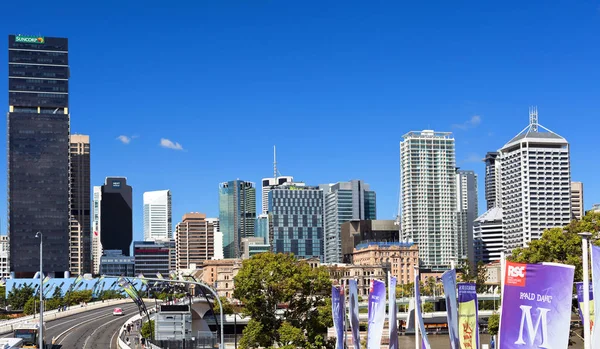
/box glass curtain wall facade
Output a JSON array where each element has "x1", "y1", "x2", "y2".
[
  {"x1": 219, "y1": 180, "x2": 256, "y2": 258},
  {"x1": 321, "y1": 180, "x2": 377, "y2": 264},
  {"x1": 100, "y1": 177, "x2": 133, "y2": 256},
  {"x1": 8, "y1": 35, "x2": 71, "y2": 276},
  {"x1": 269, "y1": 183, "x2": 324, "y2": 260}
]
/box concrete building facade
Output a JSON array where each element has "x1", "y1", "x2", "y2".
[
  {"x1": 268, "y1": 182, "x2": 324, "y2": 260},
  {"x1": 352, "y1": 242, "x2": 419, "y2": 285},
  {"x1": 498, "y1": 109, "x2": 571, "y2": 251},
  {"x1": 473, "y1": 206, "x2": 503, "y2": 264},
  {"x1": 400, "y1": 130, "x2": 457, "y2": 271},
  {"x1": 456, "y1": 169, "x2": 478, "y2": 264},
  {"x1": 571, "y1": 181, "x2": 584, "y2": 220},
  {"x1": 143, "y1": 190, "x2": 172, "y2": 241},
  {"x1": 69, "y1": 134, "x2": 91, "y2": 275},
  {"x1": 340, "y1": 220, "x2": 400, "y2": 263},
  {"x1": 176, "y1": 213, "x2": 214, "y2": 270}
]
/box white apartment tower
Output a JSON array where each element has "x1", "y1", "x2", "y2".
[
  {"x1": 498, "y1": 108, "x2": 571, "y2": 252},
  {"x1": 143, "y1": 190, "x2": 173, "y2": 241},
  {"x1": 400, "y1": 130, "x2": 457, "y2": 270},
  {"x1": 92, "y1": 186, "x2": 102, "y2": 274},
  {"x1": 261, "y1": 146, "x2": 293, "y2": 214}
]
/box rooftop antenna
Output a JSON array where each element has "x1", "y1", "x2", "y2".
[
  {"x1": 273, "y1": 145, "x2": 277, "y2": 179},
  {"x1": 529, "y1": 106, "x2": 538, "y2": 132}
]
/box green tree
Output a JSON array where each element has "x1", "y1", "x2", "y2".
[
  {"x1": 509, "y1": 212, "x2": 600, "y2": 282},
  {"x1": 212, "y1": 296, "x2": 235, "y2": 315},
  {"x1": 7, "y1": 284, "x2": 34, "y2": 310},
  {"x1": 423, "y1": 302, "x2": 434, "y2": 312},
  {"x1": 23, "y1": 297, "x2": 36, "y2": 315},
  {"x1": 45, "y1": 287, "x2": 64, "y2": 310},
  {"x1": 141, "y1": 320, "x2": 154, "y2": 339},
  {"x1": 233, "y1": 252, "x2": 334, "y2": 349},
  {"x1": 488, "y1": 313, "x2": 500, "y2": 336}
]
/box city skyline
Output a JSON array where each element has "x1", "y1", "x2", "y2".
[{"x1": 0, "y1": 2, "x2": 599, "y2": 246}]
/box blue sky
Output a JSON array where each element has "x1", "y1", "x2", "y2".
[{"x1": 1, "y1": 1, "x2": 599, "y2": 242}]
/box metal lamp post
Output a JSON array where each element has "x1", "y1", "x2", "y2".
[
  {"x1": 35, "y1": 231, "x2": 43, "y2": 349},
  {"x1": 579, "y1": 232, "x2": 592, "y2": 349}
]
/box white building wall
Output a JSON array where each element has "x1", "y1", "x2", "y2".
[
  {"x1": 92, "y1": 186, "x2": 102, "y2": 275},
  {"x1": 400, "y1": 130, "x2": 457, "y2": 270},
  {"x1": 143, "y1": 190, "x2": 172, "y2": 241},
  {"x1": 499, "y1": 113, "x2": 571, "y2": 252}
]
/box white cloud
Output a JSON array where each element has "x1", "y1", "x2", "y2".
[
  {"x1": 160, "y1": 138, "x2": 184, "y2": 151},
  {"x1": 116, "y1": 135, "x2": 131, "y2": 144},
  {"x1": 452, "y1": 115, "x2": 482, "y2": 130}
]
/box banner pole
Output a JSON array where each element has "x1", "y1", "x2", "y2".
[
  {"x1": 414, "y1": 266, "x2": 419, "y2": 349},
  {"x1": 579, "y1": 232, "x2": 592, "y2": 349}
]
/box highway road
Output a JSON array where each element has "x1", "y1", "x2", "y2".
[{"x1": 1, "y1": 301, "x2": 146, "y2": 349}]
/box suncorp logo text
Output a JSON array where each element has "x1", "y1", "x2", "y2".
[
  {"x1": 506, "y1": 263, "x2": 527, "y2": 287},
  {"x1": 15, "y1": 35, "x2": 45, "y2": 44}
]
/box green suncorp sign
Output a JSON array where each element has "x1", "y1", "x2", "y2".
[{"x1": 15, "y1": 35, "x2": 45, "y2": 44}]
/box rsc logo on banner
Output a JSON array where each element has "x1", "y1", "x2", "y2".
[{"x1": 507, "y1": 265, "x2": 527, "y2": 287}]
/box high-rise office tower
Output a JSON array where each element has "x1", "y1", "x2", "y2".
[
  {"x1": 69, "y1": 134, "x2": 91, "y2": 275},
  {"x1": 483, "y1": 152, "x2": 499, "y2": 210},
  {"x1": 571, "y1": 182, "x2": 584, "y2": 220},
  {"x1": 219, "y1": 180, "x2": 256, "y2": 258},
  {"x1": 100, "y1": 177, "x2": 133, "y2": 256},
  {"x1": 320, "y1": 180, "x2": 377, "y2": 263},
  {"x1": 92, "y1": 186, "x2": 102, "y2": 274},
  {"x1": 261, "y1": 146, "x2": 293, "y2": 214},
  {"x1": 143, "y1": 190, "x2": 172, "y2": 241},
  {"x1": 499, "y1": 108, "x2": 571, "y2": 252},
  {"x1": 255, "y1": 214, "x2": 269, "y2": 244},
  {"x1": 176, "y1": 213, "x2": 215, "y2": 270},
  {"x1": 8, "y1": 35, "x2": 70, "y2": 277},
  {"x1": 269, "y1": 182, "x2": 324, "y2": 260},
  {"x1": 455, "y1": 169, "x2": 478, "y2": 264},
  {"x1": 400, "y1": 130, "x2": 457, "y2": 270}
]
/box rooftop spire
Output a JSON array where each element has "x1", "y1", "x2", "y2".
[
  {"x1": 529, "y1": 106, "x2": 538, "y2": 132},
  {"x1": 273, "y1": 145, "x2": 277, "y2": 179}
]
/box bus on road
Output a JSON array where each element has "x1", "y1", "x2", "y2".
[{"x1": 13, "y1": 322, "x2": 45, "y2": 348}]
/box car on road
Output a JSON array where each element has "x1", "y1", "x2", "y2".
[{"x1": 113, "y1": 307, "x2": 124, "y2": 316}]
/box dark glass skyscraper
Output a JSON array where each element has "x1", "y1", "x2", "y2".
[
  {"x1": 100, "y1": 177, "x2": 133, "y2": 256},
  {"x1": 8, "y1": 35, "x2": 70, "y2": 277}
]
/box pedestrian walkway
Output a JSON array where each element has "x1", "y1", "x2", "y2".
[{"x1": 120, "y1": 319, "x2": 144, "y2": 349}]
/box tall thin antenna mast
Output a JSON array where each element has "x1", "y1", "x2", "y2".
[
  {"x1": 529, "y1": 106, "x2": 538, "y2": 132},
  {"x1": 273, "y1": 145, "x2": 277, "y2": 179}
]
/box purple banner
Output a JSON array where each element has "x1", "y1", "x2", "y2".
[
  {"x1": 442, "y1": 269, "x2": 459, "y2": 349},
  {"x1": 331, "y1": 285, "x2": 345, "y2": 349},
  {"x1": 388, "y1": 275, "x2": 398, "y2": 349},
  {"x1": 415, "y1": 273, "x2": 431, "y2": 349},
  {"x1": 499, "y1": 261, "x2": 574, "y2": 349},
  {"x1": 349, "y1": 279, "x2": 361, "y2": 349},
  {"x1": 575, "y1": 281, "x2": 594, "y2": 330},
  {"x1": 367, "y1": 279, "x2": 386, "y2": 349},
  {"x1": 591, "y1": 245, "x2": 600, "y2": 346},
  {"x1": 458, "y1": 283, "x2": 479, "y2": 349}
]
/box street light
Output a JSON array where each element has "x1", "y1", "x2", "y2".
[
  {"x1": 579, "y1": 232, "x2": 592, "y2": 349},
  {"x1": 35, "y1": 231, "x2": 43, "y2": 349}
]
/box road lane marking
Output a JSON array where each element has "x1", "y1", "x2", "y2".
[{"x1": 83, "y1": 315, "x2": 128, "y2": 349}]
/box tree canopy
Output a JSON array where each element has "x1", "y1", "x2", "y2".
[
  {"x1": 233, "y1": 252, "x2": 334, "y2": 349},
  {"x1": 509, "y1": 211, "x2": 600, "y2": 282}
]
